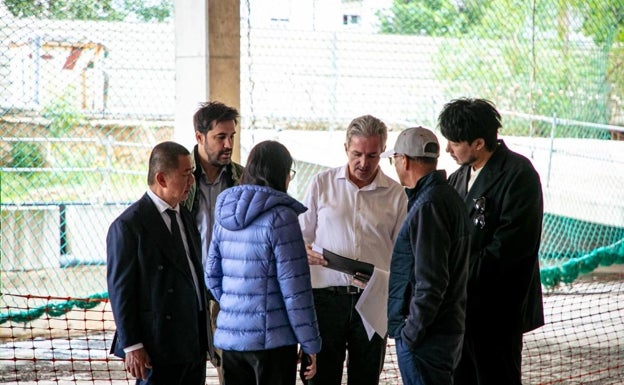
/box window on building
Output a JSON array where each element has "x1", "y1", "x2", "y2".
[{"x1": 343, "y1": 14, "x2": 360, "y2": 25}]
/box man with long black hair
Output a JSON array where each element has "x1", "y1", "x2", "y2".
[{"x1": 438, "y1": 98, "x2": 544, "y2": 385}]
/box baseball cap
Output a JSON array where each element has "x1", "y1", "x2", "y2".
[{"x1": 381, "y1": 126, "x2": 440, "y2": 159}]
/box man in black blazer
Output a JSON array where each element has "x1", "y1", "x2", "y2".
[
  {"x1": 107, "y1": 141, "x2": 209, "y2": 384},
  {"x1": 438, "y1": 98, "x2": 544, "y2": 385}
]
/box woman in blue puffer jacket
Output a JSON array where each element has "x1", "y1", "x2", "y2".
[{"x1": 205, "y1": 140, "x2": 321, "y2": 385}]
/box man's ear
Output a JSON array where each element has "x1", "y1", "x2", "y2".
[
  {"x1": 473, "y1": 138, "x2": 485, "y2": 151},
  {"x1": 155, "y1": 172, "x2": 168, "y2": 188},
  {"x1": 401, "y1": 155, "x2": 411, "y2": 170}
]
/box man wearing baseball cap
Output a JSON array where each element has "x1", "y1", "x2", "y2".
[{"x1": 383, "y1": 126, "x2": 471, "y2": 385}]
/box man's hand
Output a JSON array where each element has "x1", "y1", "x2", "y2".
[
  {"x1": 124, "y1": 348, "x2": 152, "y2": 380},
  {"x1": 351, "y1": 272, "x2": 369, "y2": 289},
  {"x1": 305, "y1": 245, "x2": 328, "y2": 266}
]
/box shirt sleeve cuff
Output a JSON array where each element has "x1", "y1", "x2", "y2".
[{"x1": 123, "y1": 343, "x2": 144, "y2": 353}]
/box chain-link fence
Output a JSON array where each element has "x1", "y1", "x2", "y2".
[{"x1": 2, "y1": 0, "x2": 623, "y2": 383}]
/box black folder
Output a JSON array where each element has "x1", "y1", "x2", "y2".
[{"x1": 322, "y1": 249, "x2": 374, "y2": 282}]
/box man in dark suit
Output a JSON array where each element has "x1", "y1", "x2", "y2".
[
  {"x1": 438, "y1": 98, "x2": 544, "y2": 385},
  {"x1": 107, "y1": 141, "x2": 209, "y2": 385}
]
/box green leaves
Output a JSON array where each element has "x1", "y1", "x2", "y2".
[
  {"x1": 378, "y1": 0, "x2": 482, "y2": 37},
  {"x1": 4, "y1": 0, "x2": 172, "y2": 22}
]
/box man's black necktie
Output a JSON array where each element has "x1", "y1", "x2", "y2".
[
  {"x1": 165, "y1": 208, "x2": 203, "y2": 310},
  {"x1": 166, "y1": 209, "x2": 187, "y2": 260}
]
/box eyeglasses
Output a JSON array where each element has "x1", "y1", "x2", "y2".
[
  {"x1": 389, "y1": 153, "x2": 402, "y2": 165},
  {"x1": 473, "y1": 196, "x2": 486, "y2": 229},
  {"x1": 290, "y1": 169, "x2": 297, "y2": 180}
]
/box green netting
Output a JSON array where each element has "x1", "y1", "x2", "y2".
[
  {"x1": 540, "y1": 213, "x2": 624, "y2": 286},
  {"x1": 0, "y1": 292, "x2": 108, "y2": 324}
]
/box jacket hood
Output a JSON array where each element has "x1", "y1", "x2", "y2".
[{"x1": 215, "y1": 185, "x2": 306, "y2": 231}]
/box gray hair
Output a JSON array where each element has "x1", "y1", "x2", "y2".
[{"x1": 345, "y1": 114, "x2": 388, "y2": 147}]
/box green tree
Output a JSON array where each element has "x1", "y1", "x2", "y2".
[
  {"x1": 570, "y1": 0, "x2": 624, "y2": 128},
  {"x1": 573, "y1": 0, "x2": 624, "y2": 46},
  {"x1": 4, "y1": 0, "x2": 172, "y2": 22},
  {"x1": 379, "y1": 0, "x2": 623, "y2": 137},
  {"x1": 378, "y1": 0, "x2": 482, "y2": 36}
]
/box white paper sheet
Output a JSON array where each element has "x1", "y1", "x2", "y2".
[{"x1": 355, "y1": 267, "x2": 389, "y2": 340}]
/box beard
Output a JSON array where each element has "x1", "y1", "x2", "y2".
[
  {"x1": 461, "y1": 155, "x2": 478, "y2": 167},
  {"x1": 207, "y1": 149, "x2": 231, "y2": 167}
]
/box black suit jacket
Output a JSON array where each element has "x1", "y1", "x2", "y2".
[
  {"x1": 106, "y1": 193, "x2": 209, "y2": 365},
  {"x1": 448, "y1": 140, "x2": 544, "y2": 333}
]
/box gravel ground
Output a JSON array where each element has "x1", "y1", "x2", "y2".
[{"x1": 1, "y1": 266, "x2": 623, "y2": 384}]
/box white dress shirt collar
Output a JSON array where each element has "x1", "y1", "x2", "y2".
[{"x1": 146, "y1": 189, "x2": 179, "y2": 213}]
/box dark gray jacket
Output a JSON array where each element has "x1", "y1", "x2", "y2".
[{"x1": 387, "y1": 170, "x2": 471, "y2": 348}]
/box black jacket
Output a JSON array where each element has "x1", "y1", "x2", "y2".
[
  {"x1": 107, "y1": 193, "x2": 208, "y2": 364},
  {"x1": 448, "y1": 140, "x2": 544, "y2": 333}
]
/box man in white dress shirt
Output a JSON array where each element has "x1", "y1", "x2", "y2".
[{"x1": 299, "y1": 115, "x2": 408, "y2": 385}]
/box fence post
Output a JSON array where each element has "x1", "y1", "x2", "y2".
[
  {"x1": 547, "y1": 112, "x2": 557, "y2": 188},
  {"x1": 104, "y1": 135, "x2": 113, "y2": 198},
  {"x1": 59, "y1": 203, "x2": 67, "y2": 256},
  {"x1": 32, "y1": 35, "x2": 41, "y2": 106}
]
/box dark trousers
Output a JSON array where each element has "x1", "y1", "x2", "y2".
[
  {"x1": 395, "y1": 333, "x2": 463, "y2": 385},
  {"x1": 222, "y1": 344, "x2": 297, "y2": 385},
  {"x1": 308, "y1": 289, "x2": 386, "y2": 385},
  {"x1": 136, "y1": 354, "x2": 206, "y2": 385},
  {"x1": 454, "y1": 326, "x2": 523, "y2": 385}
]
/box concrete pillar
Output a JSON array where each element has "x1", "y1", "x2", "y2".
[
  {"x1": 174, "y1": 0, "x2": 208, "y2": 150},
  {"x1": 209, "y1": 0, "x2": 241, "y2": 162},
  {"x1": 174, "y1": 0, "x2": 241, "y2": 163}
]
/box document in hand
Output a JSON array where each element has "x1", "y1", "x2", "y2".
[{"x1": 322, "y1": 249, "x2": 374, "y2": 282}]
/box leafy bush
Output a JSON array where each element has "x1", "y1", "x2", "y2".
[
  {"x1": 42, "y1": 96, "x2": 85, "y2": 138},
  {"x1": 11, "y1": 142, "x2": 45, "y2": 169}
]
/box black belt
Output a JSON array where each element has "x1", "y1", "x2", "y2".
[{"x1": 315, "y1": 286, "x2": 363, "y2": 295}]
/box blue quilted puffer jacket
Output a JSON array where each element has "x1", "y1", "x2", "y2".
[{"x1": 205, "y1": 184, "x2": 321, "y2": 354}]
